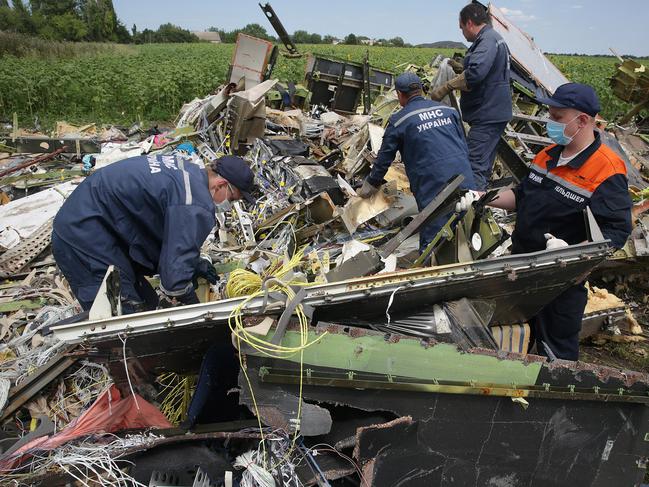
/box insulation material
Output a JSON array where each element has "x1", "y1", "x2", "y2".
[
  {"x1": 338, "y1": 190, "x2": 394, "y2": 234},
  {"x1": 367, "y1": 123, "x2": 385, "y2": 155},
  {"x1": 490, "y1": 323, "x2": 531, "y2": 354},
  {"x1": 94, "y1": 142, "x2": 143, "y2": 169},
  {"x1": 0, "y1": 181, "x2": 77, "y2": 247},
  {"x1": 585, "y1": 283, "x2": 626, "y2": 313},
  {"x1": 384, "y1": 163, "x2": 411, "y2": 194},
  {"x1": 54, "y1": 121, "x2": 97, "y2": 138},
  {"x1": 266, "y1": 108, "x2": 304, "y2": 132}
]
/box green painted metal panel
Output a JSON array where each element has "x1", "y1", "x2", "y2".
[{"x1": 256, "y1": 329, "x2": 542, "y2": 386}]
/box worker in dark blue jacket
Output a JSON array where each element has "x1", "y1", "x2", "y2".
[
  {"x1": 52, "y1": 155, "x2": 255, "y2": 313},
  {"x1": 431, "y1": 2, "x2": 512, "y2": 191},
  {"x1": 485, "y1": 83, "x2": 632, "y2": 360},
  {"x1": 358, "y1": 72, "x2": 476, "y2": 251}
]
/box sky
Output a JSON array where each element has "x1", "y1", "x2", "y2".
[{"x1": 112, "y1": 0, "x2": 649, "y2": 57}]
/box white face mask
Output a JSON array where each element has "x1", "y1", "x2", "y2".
[
  {"x1": 215, "y1": 199, "x2": 232, "y2": 213},
  {"x1": 213, "y1": 183, "x2": 234, "y2": 212}
]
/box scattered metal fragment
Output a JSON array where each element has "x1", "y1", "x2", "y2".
[{"x1": 0, "y1": 218, "x2": 53, "y2": 278}]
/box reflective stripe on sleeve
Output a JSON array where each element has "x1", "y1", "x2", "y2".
[{"x1": 178, "y1": 158, "x2": 193, "y2": 205}]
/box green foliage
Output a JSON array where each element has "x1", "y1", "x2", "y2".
[
  {"x1": 292, "y1": 30, "x2": 323, "y2": 44},
  {"x1": 547, "y1": 54, "x2": 649, "y2": 120},
  {"x1": 0, "y1": 31, "x2": 133, "y2": 58},
  {"x1": 38, "y1": 12, "x2": 88, "y2": 42},
  {"x1": 343, "y1": 33, "x2": 358, "y2": 45},
  {"x1": 82, "y1": 0, "x2": 119, "y2": 42},
  {"x1": 216, "y1": 23, "x2": 275, "y2": 43},
  {"x1": 0, "y1": 43, "x2": 645, "y2": 129},
  {"x1": 0, "y1": 43, "x2": 234, "y2": 126},
  {"x1": 152, "y1": 23, "x2": 199, "y2": 43},
  {"x1": 30, "y1": 0, "x2": 78, "y2": 17},
  {"x1": 2, "y1": 0, "x2": 124, "y2": 42},
  {"x1": 118, "y1": 23, "x2": 199, "y2": 44}
]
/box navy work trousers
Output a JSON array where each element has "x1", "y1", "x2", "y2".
[
  {"x1": 184, "y1": 343, "x2": 240, "y2": 428},
  {"x1": 51, "y1": 231, "x2": 158, "y2": 313},
  {"x1": 466, "y1": 121, "x2": 508, "y2": 191},
  {"x1": 529, "y1": 283, "x2": 588, "y2": 361}
]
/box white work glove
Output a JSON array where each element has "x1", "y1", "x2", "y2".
[
  {"x1": 357, "y1": 179, "x2": 380, "y2": 199},
  {"x1": 544, "y1": 233, "x2": 569, "y2": 249},
  {"x1": 455, "y1": 190, "x2": 482, "y2": 212}
]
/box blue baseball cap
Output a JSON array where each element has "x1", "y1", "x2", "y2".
[
  {"x1": 395, "y1": 72, "x2": 423, "y2": 93},
  {"x1": 212, "y1": 155, "x2": 256, "y2": 204},
  {"x1": 536, "y1": 82, "x2": 601, "y2": 117}
]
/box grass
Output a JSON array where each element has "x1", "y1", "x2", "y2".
[{"x1": 0, "y1": 31, "x2": 135, "y2": 59}]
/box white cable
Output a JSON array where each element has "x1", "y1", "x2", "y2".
[
  {"x1": 385, "y1": 286, "x2": 404, "y2": 325},
  {"x1": 118, "y1": 333, "x2": 140, "y2": 411},
  {"x1": 235, "y1": 450, "x2": 277, "y2": 487}
]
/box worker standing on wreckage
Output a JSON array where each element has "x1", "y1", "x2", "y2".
[
  {"x1": 431, "y1": 2, "x2": 512, "y2": 191},
  {"x1": 481, "y1": 83, "x2": 632, "y2": 360},
  {"x1": 357, "y1": 72, "x2": 476, "y2": 251},
  {"x1": 51, "y1": 155, "x2": 255, "y2": 313}
]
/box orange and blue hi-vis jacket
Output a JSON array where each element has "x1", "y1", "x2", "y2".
[{"x1": 512, "y1": 131, "x2": 632, "y2": 253}]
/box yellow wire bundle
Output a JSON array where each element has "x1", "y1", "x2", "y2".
[
  {"x1": 225, "y1": 247, "x2": 327, "y2": 467},
  {"x1": 225, "y1": 247, "x2": 306, "y2": 299},
  {"x1": 157, "y1": 373, "x2": 196, "y2": 425},
  {"x1": 226, "y1": 269, "x2": 263, "y2": 298}
]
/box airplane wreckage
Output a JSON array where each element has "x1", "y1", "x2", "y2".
[{"x1": 1, "y1": 3, "x2": 649, "y2": 486}]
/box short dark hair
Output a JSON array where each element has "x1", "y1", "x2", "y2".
[
  {"x1": 402, "y1": 88, "x2": 422, "y2": 99},
  {"x1": 460, "y1": 2, "x2": 489, "y2": 26},
  {"x1": 397, "y1": 84, "x2": 422, "y2": 95}
]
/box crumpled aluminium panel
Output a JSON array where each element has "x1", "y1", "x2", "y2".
[{"x1": 489, "y1": 4, "x2": 569, "y2": 93}]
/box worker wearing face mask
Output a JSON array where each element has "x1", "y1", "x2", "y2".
[
  {"x1": 52, "y1": 154, "x2": 255, "y2": 313},
  {"x1": 481, "y1": 83, "x2": 632, "y2": 360}
]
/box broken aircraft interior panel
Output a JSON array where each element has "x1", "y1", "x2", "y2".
[{"x1": 488, "y1": 4, "x2": 569, "y2": 95}]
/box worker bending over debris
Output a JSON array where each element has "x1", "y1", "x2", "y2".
[
  {"x1": 482, "y1": 83, "x2": 632, "y2": 360},
  {"x1": 52, "y1": 155, "x2": 255, "y2": 313},
  {"x1": 358, "y1": 72, "x2": 476, "y2": 251},
  {"x1": 431, "y1": 2, "x2": 512, "y2": 191}
]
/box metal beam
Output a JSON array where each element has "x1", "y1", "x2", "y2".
[
  {"x1": 504, "y1": 130, "x2": 553, "y2": 146},
  {"x1": 0, "y1": 137, "x2": 100, "y2": 155},
  {"x1": 260, "y1": 368, "x2": 649, "y2": 405},
  {"x1": 52, "y1": 242, "x2": 610, "y2": 343},
  {"x1": 258, "y1": 3, "x2": 300, "y2": 57}
]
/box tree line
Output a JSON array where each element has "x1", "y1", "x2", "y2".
[
  {"x1": 0, "y1": 1, "x2": 413, "y2": 46},
  {"x1": 0, "y1": 0, "x2": 199, "y2": 43},
  {"x1": 212, "y1": 24, "x2": 410, "y2": 47}
]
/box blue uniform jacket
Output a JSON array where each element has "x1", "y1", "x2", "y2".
[
  {"x1": 512, "y1": 132, "x2": 632, "y2": 253},
  {"x1": 461, "y1": 24, "x2": 512, "y2": 125},
  {"x1": 367, "y1": 96, "x2": 476, "y2": 209},
  {"x1": 53, "y1": 155, "x2": 216, "y2": 296}
]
